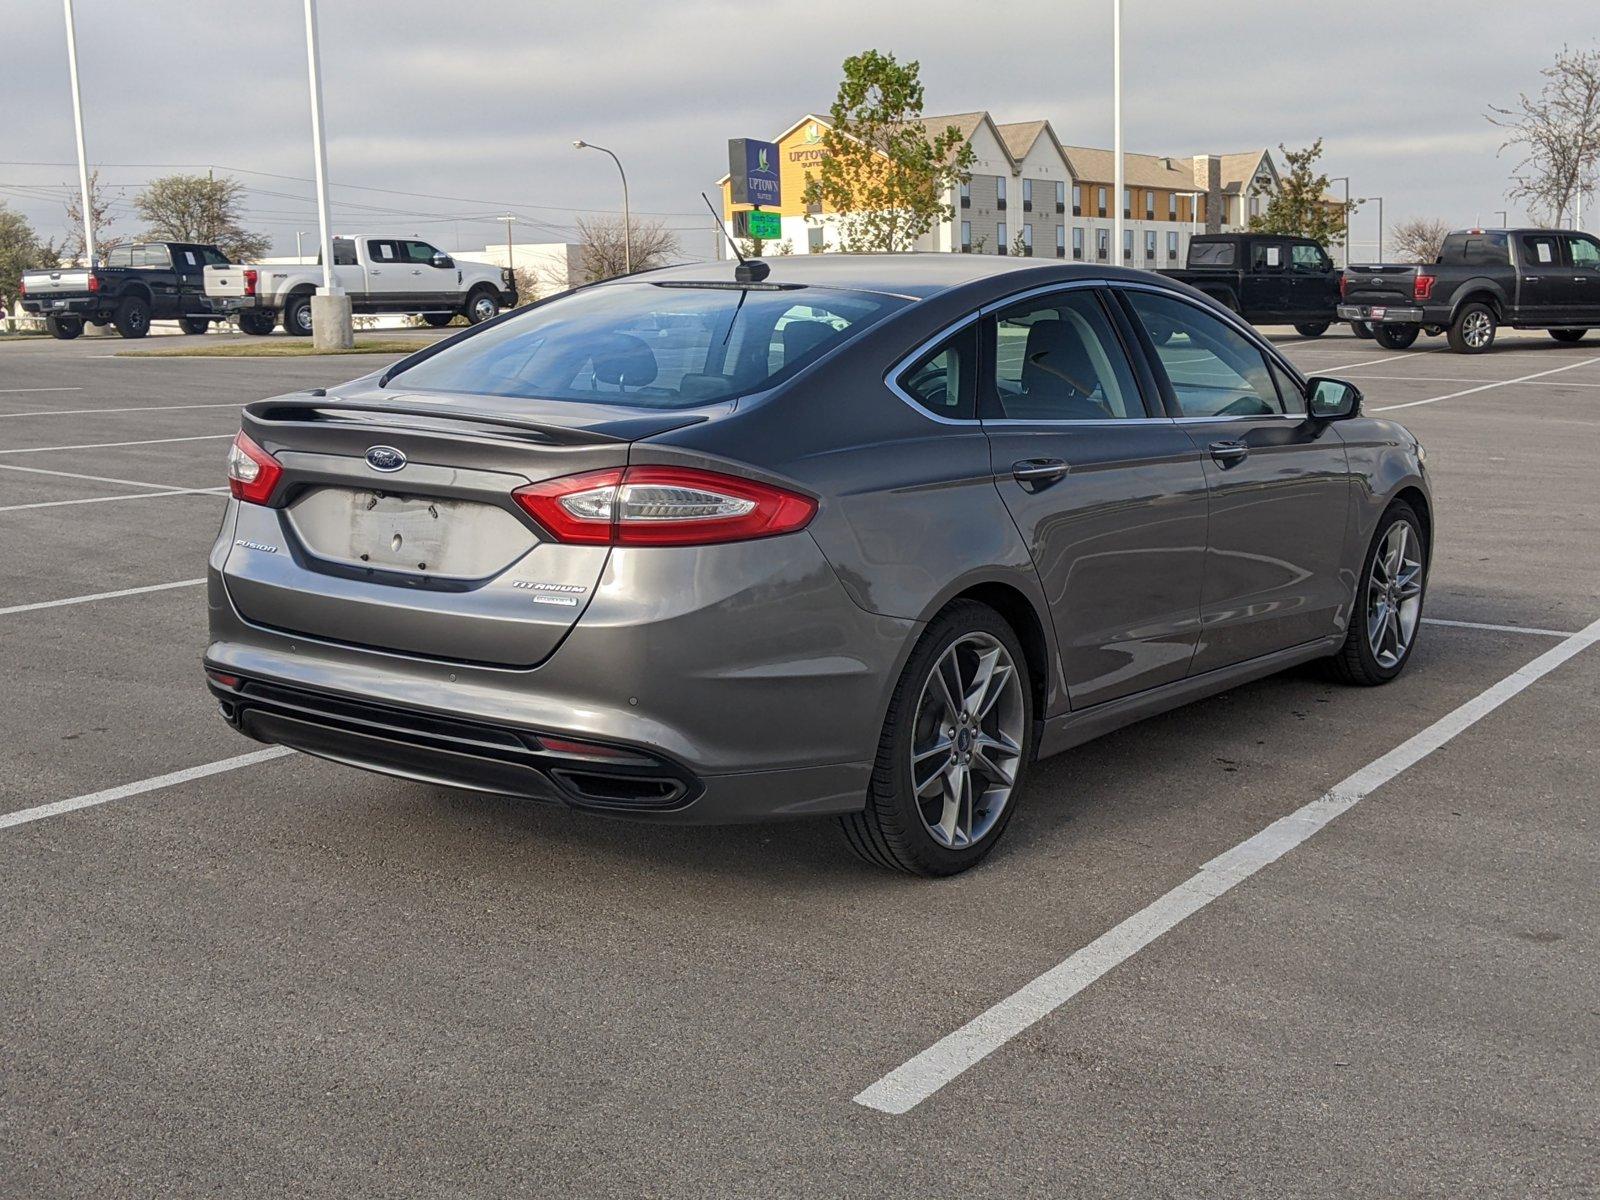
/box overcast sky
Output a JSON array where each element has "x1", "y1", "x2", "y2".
[{"x1": 2, "y1": 0, "x2": 1593, "y2": 259}]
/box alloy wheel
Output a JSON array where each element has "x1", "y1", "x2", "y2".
[
  {"x1": 1463, "y1": 310, "x2": 1492, "y2": 349},
  {"x1": 1366, "y1": 520, "x2": 1424, "y2": 668},
  {"x1": 910, "y1": 633, "x2": 1025, "y2": 849}
]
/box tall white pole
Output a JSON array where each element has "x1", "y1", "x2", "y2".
[
  {"x1": 1112, "y1": 0, "x2": 1124, "y2": 271},
  {"x1": 303, "y1": 0, "x2": 338, "y2": 295},
  {"x1": 62, "y1": 0, "x2": 95, "y2": 268}
]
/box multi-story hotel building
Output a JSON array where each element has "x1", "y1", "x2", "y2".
[{"x1": 718, "y1": 111, "x2": 1284, "y2": 266}]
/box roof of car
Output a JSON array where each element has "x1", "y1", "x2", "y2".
[{"x1": 624, "y1": 254, "x2": 1164, "y2": 299}]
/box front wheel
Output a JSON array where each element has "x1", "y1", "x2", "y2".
[
  {"x1": 1327, "y1": 501, "x2": 1427, "y2": 686},
  {"x1": 1372, "y1": 323, "x2": 1420, "y2": 350},
  {"x1": 45, "y1": 315, "x2": 82, "y2": 340},
  {"x1": 1294, "y1": 322, "x2": 1330, "y2": 338},
  {"x1": 1447, "y1": 302, "x2": 1496, "y2": 353},
  {"x1": 1350, "y1": 321, "x2": 1375, "y2": 339},
  {"x1": 282, "y1": 293, "x2": 313, "y2": 337},
  {"x1": 464, "y1": 286, "x2": 500, "y2": 325},
  {"x1": 1550, "y1": 328, "x2": 1587, "y2": 344},
  {"x1": 178, "y1": 317, "x2": 210, "y2": 336},
  {"x1": 840, "y1": 600, "x2": 1033, "y2": 876}
]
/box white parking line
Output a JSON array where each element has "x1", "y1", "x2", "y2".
[
  {"x1": 1370, "y1": 356, "x2": 1600, "y2": 412},
  {"x1": 0, "y1": 578, "x2": 204, "y2": 617},
  {"x1": 0, "y1": 401, "x2": 243, "y2": 419},
  {"x1": 1314, "y1": 349, "x2": 1441, "y2": 373},
  {"x1": 0, "y1": 747, "x2": 294, "y2": 833},
  {"x1": 0, "y1": 487, "x2": 226, "y2": 514},
  {"x1": 0, "y1": 462, "x2": 192, "y2": 490},
  {"x1": 1422, "y1": 617, "x2": 1573, "y2": 638},
  {"x1": 0, "y1": 434, "x2": 232, "y2": 456},
  {"x1": 853, "y1": 613, "x2": 1600, "y2": 1115},
  {"x1": 0, "y1": 387, "x2": 85, "y2": 395}
]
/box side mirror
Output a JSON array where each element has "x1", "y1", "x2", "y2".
[
  {"x1": 431, "y1": 253, "x2": 454, "y2": 270},
  {"x1": 1306, "y1": 376, "x2": 1362, "y2": 420}
]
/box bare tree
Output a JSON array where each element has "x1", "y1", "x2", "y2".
[
  {"x1": 574, "y1": 215, "x2": 682, "y2": 282},
  {"x1": 1391, "y1": 217, "x2": 1452, "y2": 263},
  {"x1": 61, "y1": 168, "x2": 122, "y2": 263},
  {"x1": 1488, "y1": 45, "x2": 1600, "y2": 226}
]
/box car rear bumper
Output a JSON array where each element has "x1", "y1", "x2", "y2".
[
  {"x1": 21, "y1": 297, "x2": 103, "y2": 318},
  {"x1": 1338, "y1": 303, "x2": 1424, "y2": 324}
]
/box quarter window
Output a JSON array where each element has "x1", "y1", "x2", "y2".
[
  {"x1": 897, "y1": 324, "x2": 978, "y2": 420},
  {"x1": 991, "y1": 290, "x2": 1145, "y2": 421},
  {"x1": 1123, "y1": 290, "x2": 1286, "y2": 417}
]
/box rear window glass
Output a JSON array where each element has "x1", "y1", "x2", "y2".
[
  {"x1": 390, "y1": 282, "x2": 905, "y2": 408},
  {"x1": 1188, "y1": 241, "x2": 1236, "y2": 267}
]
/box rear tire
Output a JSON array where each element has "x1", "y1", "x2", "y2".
[
  {"x1": 238, "y1": 310, "x2": 276, "y2": 337},
  {"x1": 282, "y1": 293, "x2": 313, "y2": 337},
  {"x1": 1350, "y1": 321, "x2": 1375, "y2": 339},
  {"x1": 45, "y1": 315, "x2": 82, "y2": 340},
  {"x1": 112, "y1": 295, "x2": 151, "y2": 338},
  {"x1": 1327, "y1": 500, "x2": 1427, "y2": 686},
  {"x1": 839, "y1": 600, "x2": 1034, "y2": 877},
  {"x1": 1447, "y1": 302, "x2": 1496, "y2": 354},
  {"x1": 1294, "y1": 322, "x2": 1330, "y2": 338},
  {"x1": 1550, "y1": 328, "x2": 1587, "y2": 344},
  {"x1": 178, "y1": 317, "x2": 209, "y2": 335},
  {"x1": 422, "y1": 312, "x2": 456, "y2": 328},
  {"x1": 1371, "y1": 323, "x2": 1420, "y2": 350},
  {"x1": 464, "y1": 285, "x2": 500, "y2": 325}
]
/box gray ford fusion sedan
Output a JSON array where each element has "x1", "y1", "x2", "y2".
[{"x1": 205, "y1": 255, "x2": 1430, "y2": 876}]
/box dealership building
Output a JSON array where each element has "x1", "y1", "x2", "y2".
[{"x1": 718, "y1": 111, "x2": 1284, "y2": 266}]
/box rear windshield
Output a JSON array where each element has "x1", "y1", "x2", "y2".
[
  {"x1": 390, "y1": 282, "x2": 906, "y2": 408},
  {"x1": 1187, "y1": 240, "x2": 1236, "y2": 267}
]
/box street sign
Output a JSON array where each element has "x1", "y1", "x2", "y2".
[
  {"x1": 728, "y1": 138, "x2": 781, "y2": 208},
  {"x1": 734, "y1": 209, "x2": 783, "y2": 240}
]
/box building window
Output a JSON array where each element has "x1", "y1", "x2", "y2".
[
  {"x1": 961, "y1": 220, "x2": 972, "y2": 254},
  {"x1": 996, "y1": 177, "x2": 1007, "y2": 211},
  {"x1": 1022, "y1": 223, "x2": 1034, "y2": 256},
  {"x1": 1097, "y1": 228, "x2": 1109, "y2": 261},
  {"x1": 1123, "y1": 188, "x2": 1131, "y2": 219},
  {"x1": 1168, "y1": 192, "x2": 1177, "y2": 219},
  {"x1": 1167, "y1": 230, "x2": 1179, "y2": 262},
  {"x1": 1055, "y1": 224, "x2": 1065, "y2": 258},
  {"x1": 808, "y1": 226, "x2": 826, "y2": 253},
  {"x1": 1145, "y1": 230, "x2": 1157, "y2": 261},
  {"x1": 1249, "y1": 193, "x2": 1260, "y2": 218},
  {"x1": 1022, "y1": 179, "x2": 1033, "y2": 212},
  {"x1": 1096, "y1": 186, "x2": 1107, "y2": 218},
  {"x1": 1145, "y1": 191, "x2": 1155, "y2": 220},
  {"x1": 1071, "y1": 183, "x2": 1082, "y2": 216},
  {"x1": 1123, "y1": 229, "x2": 1133, "y2": 261},
  {"x1": 1055, "y1": 180, "x2": 1066, "y2": 214},
  {"x1": 997, "y1": 221, "x2": 1008, "y2": 253},
  {"x1": 1072, "y1": 226, "x2": 1084, "y2": 260},
  {"x1": 960, "y1": 180, "x2": 970, "y2": 209}
]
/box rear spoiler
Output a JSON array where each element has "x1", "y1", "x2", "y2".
[{"x1": 244, "y1": 397, "x2": 706, "y2": 446}]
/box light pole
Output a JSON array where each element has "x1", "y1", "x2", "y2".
[
  {"x1": 1111, "y1": 0, "x2": 1124, "y2": 270},
  {"x1": 1495, "y1": 209, "x2": 1508, "y2": 228},
  {"x1": 497, "y1": 214, "x2": 517, "y2": 284},
  {"x1": 295, "y1": 230, "x2": 309, "y2": 261},
  {"x1": 302, "y1": 0, "x2": 351, "y2": 347},
  {"x1": 1370, "y1": 195, "x2": 1384, "y2": 262},
  {"x1": 1330, "y1": 176, "x2": 1351, "y2": 267},
  {"x1": 574, "y1": 140, "x2": 631, "y2": 274},
  {"x1": 62, "y1": 0, "x2": 95, "y2": 269}
]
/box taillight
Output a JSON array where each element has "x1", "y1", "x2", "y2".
[
  {"x1": 1339, "y1": 273, "x2": 1349, "y2": 299},
  {"x1": 243, "y1": 268, "x2": 257, "y2": 297},
  {"x1": 512, "y1": 466, "x2": 817, "y2": 546},
  {"x1": 226, "y1": 431, "x2": 282, "y2": 504},
  {"x1": 87, "y1": 274, "x2": 100, "y2": 294},
  {"x1": 1413, "y1": 273, "x2": 1436, "y2": 301}
]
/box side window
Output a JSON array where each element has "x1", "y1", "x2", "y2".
[
  {"x1": 201, "y1": 247, "x2": 230, "y2": 267},
  {"x1": 1124, "y1": 290, "x2": 1285, "y2": 418},
  {"x1": 991, "y1": 290, "x2": 1145, "y2": 422},
  {"x1": 103, "y1": 246, "x2": 133, "y2": 268},
  {"x1": 1521, "y1": 235, "x2": 1559, "y2": 267},
  {"x1": 368, "y1": 240, "x2": 399, "y2": 262},
  {"x1": 1567, "y1": 235, "x2": 1600, "y2": 269},
  {"x1": 403, "y1": 240, "x2": 442, "y2": 264},
  {"x1": 896, "y1": 324, "x2": 977, "y2": 420},
  {"x1": 332, "y1": 238, "x2": 357, "y2": 266},
  {"x1": 1251, "y1": 241, "x2": 1284, "y2": 272},
  {"x1": 1291, "y1": 243, "x2": 1328, "y2": 273}
]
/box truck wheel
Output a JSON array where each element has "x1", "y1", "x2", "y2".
[
  {"x1": 238, "y1": 311, "x2": 276, "y2": 337},
  {"x1": 1372, "y1": 323, "x2": 1419, "y2": 350},
  {"x1": 1349, "y1": 321, "x2": 1374, "y2": 339},
  {"x1": 1447, "y1": 303, "x2": 1496, "y2": 354},
  {"x1": 1549, "y1": 328, "x2": 1587, "y2": 344},
  {"x1": 1294, "y1": 322, "x2": 1330, "y2": 338},
  {"x1": 178, "y1": 317, "x2": 210, "y2": 336},
  {"x1": 282, "y1": 293, "x2": 314, "y2": 337},
  {"x1": 421, "y1": 313, "x2": 456, "y2": 328},
  {"x1": 465, "y1": 286, "x2": 500, "y2": 325},
  {"x1": 113, "y1": 295, "x2": 151, "y2": 338},
  {"x1": 45, "y1": 315, "x2": 83, "y2": 340}
]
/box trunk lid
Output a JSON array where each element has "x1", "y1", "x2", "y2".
[{"x1": 222, "y1": 388, "x2": 708, "y2": 668}]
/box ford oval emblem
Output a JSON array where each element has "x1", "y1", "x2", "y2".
[{"x1": 365, "y1": 445, "x2": 406, "y2": 472}]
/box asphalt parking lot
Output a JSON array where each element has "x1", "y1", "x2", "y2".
[{"x1": 2, "y1": 323, "x2": 1596, "y2": 1198}]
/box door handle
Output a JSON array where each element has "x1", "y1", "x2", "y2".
[
  {"x1": 1209, "y1": 440, "x2": 1249, "y2": 468},
  {"x1": 1011, "y1": 458, "x2": 1070, "y2": 487}
]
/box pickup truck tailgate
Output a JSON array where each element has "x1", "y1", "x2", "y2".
[
  {"x1": 1343, "y1": 264, "x2": 1418, "y2": 303},
  {"x1": 204, "y1": 264, "x2": 253, "y2": 298},
  {"x1": 21, "y1": 269, "x2": 93, "y2": 296}
]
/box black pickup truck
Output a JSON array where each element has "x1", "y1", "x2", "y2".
[
  {"x1": 1159, "y1": 233, "x2": 1342, "y2": 336},
  {"x1": 1339, "y1": 227, "x2": 1600, "y2": 353},
  {"x1": 19, "y1": 241, "x2": 232, "y2": 339}
]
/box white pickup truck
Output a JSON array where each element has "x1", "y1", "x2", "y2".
[{"x1": 204, "y1": 234, "x2": 516, "y2": 336}]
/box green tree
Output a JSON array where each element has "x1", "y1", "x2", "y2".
[
  {"x1": 133, "y1": 173, "x2": 271, "y2": 261},
  {"x1": 802, "y1": 49, "x2": 976, "y2": 252},
  {"x1": 0, "y1": 204, "x2": 57, "y2": 313},
  {"x1": 1247, "y1": 140, "x2": 1355, "y2": 249}
]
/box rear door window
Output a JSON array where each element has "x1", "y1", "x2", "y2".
[
  {"x1": 989, "y1": 289, "x2": 1146, "y2": 421},
  {"x1": 1521, "y1": 235, "x2": 1560, "y2": 267},
  {"x1": 367, "y1": 240, "x2": 400, "y2": 263},
  {"x1": 1123, "y1": 290, "x2": 1286, "y2": 417},
  {"x1": 1251, "y1": 241, "x2": 1285, "y2": 272}
]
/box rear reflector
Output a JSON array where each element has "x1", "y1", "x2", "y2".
[
  {"x1": 534, "y1": 734, "x2": 654, "y2": 764},
  {"x1": 512, "y1": 466, "x2": 817, "y2": 546},
  {"x1": 206, "y1": 669, "x2": 241, "y2": 689},
  {"x1": 226, "y1": 431, "x2": 283, "y2": 504}
]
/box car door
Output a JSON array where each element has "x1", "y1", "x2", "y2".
[
  {"x1": 1517, "y1": 233, "x2": 1564, "y2": 321},
  {"x1": 980, "y1": 284, "x2": 1210, "y2": 708},
  {"x1": 1117, "y1": 286, "x2": 1352, "y2": 674},
  {"x1": 399, "y1": 239, "x2": 458, "y2": 310},
  {"x1": 1288, "y1": 241, "x2": 1337, "y2": 319},
  {"x1": 1560, "y1": 233, "x2": 1600, "y2": 322},
  {"x1": 363, "y1": 238, "x2": 405, "y2": 307},
  {"x1": 1247, "y1": 238, "x2": 1290, "y2": 318}
]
